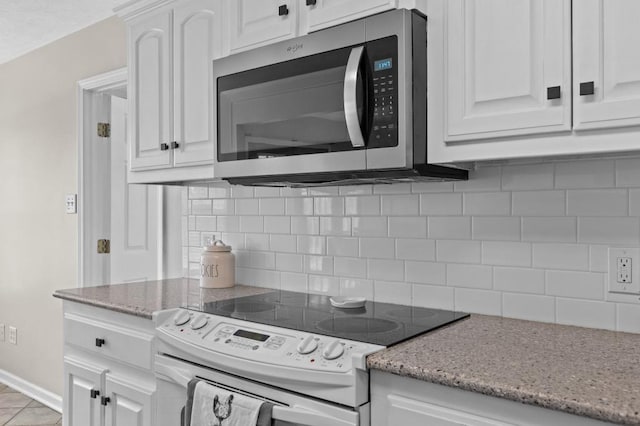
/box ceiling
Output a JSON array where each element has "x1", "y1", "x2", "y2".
[{"x1": 0, "y1": 0, "x2": 119, "y2": 65}]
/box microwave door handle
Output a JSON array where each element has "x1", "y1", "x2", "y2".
[
  {"x1": 272, "y1": 405, "x2": 356, "y2": 426},
  {"x1": 344, "y1": 46, "x2": 366, "y2": 148}
]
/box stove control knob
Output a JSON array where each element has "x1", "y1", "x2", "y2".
[
  {"x1": 173, "y1": 310, "x2": 191, "y2": 326},
  {"x1": 190, "y1": 314, "x2": 209, "y2": 330},
  {"x1": 296, "y1": 335, "x2": 318, "y2": 354},
  {"x1": 322, "y1": 340, "x2": 344, "y2": 360}
]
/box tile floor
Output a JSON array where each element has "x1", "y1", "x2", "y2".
[{"x1": 0, "y1": 384, "x2": 61, "y2": 426}]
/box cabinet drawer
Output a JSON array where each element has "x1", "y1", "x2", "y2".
[{"x1": 64, "y1": 313, "x2": 153, "y2": 370}]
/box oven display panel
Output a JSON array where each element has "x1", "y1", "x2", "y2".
[{"x1": 233, "y1": 329, "x2": 270, "y2": 342}]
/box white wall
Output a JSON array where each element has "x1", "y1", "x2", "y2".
[
  {"x1": 0, "y1": 16, "x2": 126, "y2": 396},
  {"x1": 184, "y1": 158, "x2": 640, "y2": 334}
]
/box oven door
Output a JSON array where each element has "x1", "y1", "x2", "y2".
[{"x1": 155, "y1": 354, "x2": 365, "y2": 426}]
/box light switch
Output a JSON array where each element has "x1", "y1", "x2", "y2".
[{"x1": 66, "y1": 194, "x2": 77, "y2": 214}]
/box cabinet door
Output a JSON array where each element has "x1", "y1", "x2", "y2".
[
  {"x1": 129, "y1": 10, "x2": 172, "y2": 170},
  {"x1": 64, "y1": 358, "x2": 105, "y2": 426},
  {"x1": 173, "y1": 0, "x2": 223, "y2": 167},
  {"x1": 444, "y1": 0, "x2": 571, "y2": 141},
  {"x1": 104, "y1": 374, "x2": 154, "y2": 426},
  {"x1": 573, "y1": 0, "x2": 640, "y2": 130},
  {"x1": 300, "y1": 0, "x2": 396, "y2": 33},
  {"x1": 226, "y1": 0, "x2": 298, "y2": 53}
]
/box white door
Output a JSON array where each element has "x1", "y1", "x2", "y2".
[
  {"x1": 226, "y1": 0, "x2": 298, "y2": 54},
  {"x1": 573, "y1": 0, "x2": 640, "y2": 130},
  {"x1": 444, "y1": 0, "x2": 572, "y2": 141},
  {"x1": 110, "y1": 96, "x2": 161, "y2": 283},
  {"x1": 299, "y1": 0, "x2": 396, "y2": 33},
  {"x1": 129, "y1": 10, "x2": 172, "y2": 170},
  {"x1": 173, "y1": 0, "x2": 223, "y2": 167},
  {"x1": 63, "y1": 358, "x2": 105, "y2": 426},
  {"x1": 104, "y1": 374, "x2": 154, "y2": 426}
]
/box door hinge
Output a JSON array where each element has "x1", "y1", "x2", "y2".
[
  {"x1": 97, "y1": 122, "x2": 111, "y2": 138},
  {"x1": 97, "y1": 239, "x2": 110, "y2": 254}
]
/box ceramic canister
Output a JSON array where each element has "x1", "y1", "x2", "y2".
[{"x1": 200, "y1": 240, "x2": 235, "y2": 288}]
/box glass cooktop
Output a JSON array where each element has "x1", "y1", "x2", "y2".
[{"x1": 187, "y1": 290, "x2": 469, "y2": 347}]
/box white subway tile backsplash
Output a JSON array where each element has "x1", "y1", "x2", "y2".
[
  {"x1": 230, "y1": 185, "x2": 254, "y2": 198},
  {"x1": 327, "y1": 237, "x2": 359, "y2": 257},
  {"x1": 578, "y1": 217, "x2": 640, "y2": 244},
  {"x1": 436, "y1": 240, "x2": 482, "y2": 264},
  {"x1": 374, "y1": 183, "x2": 411, "y2": 194},
  {"x1": 259, "y1": 198, "x2": 285, "y2": 215},
  {"x1": 411, "y1": 181, "x2": 454, "y2": 193},
  {"x1": 405, "y1": 261, "x2": 446, "y2": 285},
  {"x1": 428, "y1": 217, "x2": 471, "y2": 240},
  {"x1": 270, "y1": 235, "x2": 297, "y2": 253},
  {"x1": 216, "y1": 216, "x2": 240, "y2": 232},
  {"x1": 340, "y1": 278, "x2": 374, "y2": 299},
  {"x1": 455, "y1": 288, "x2": 502, "y2": 315},
  {"x1": 556, "y1": 298, "x2": 616, "y2": 330},
  {"x1": 240, "y1": 216, "x2": 264, "y2": 233},
  {"x1": 555, "y1": 160, "x2": 615, "y2": 189},
  {"x1": 254, "y1": 187, "x2": 281, "y2": 198},
  {"x1": 286, "y1": 198, "x2": 314, "y2": 216},
  {"x1": 589, "y1": 245, "x2": 609, "y2": 273},
  {"x1": 472, "y1": 217, "x2": 521, "y2": 241},
  {"x1": 360, "y1": 237, "x2": 395, "y2": 259},
  {"x1": 280, "y1": 272, "x2": 308, "y2": 292},
  {"x1": 315, "y1": 197, "x2": 344, "y2": 216},
  {"x1": 188, "y1": 216, "x2": 196, "y2": 231},
  {"x1": 502, "y1": 293, "x2": 555, "y2": 322},
  {"x1": 533, "y1": 243, "x2": 589, "y2": 271},
  {"x1": 280, "y1": 187, "x2": 309, "y2": 197},
  {"x1": 390, "y1": 217, "x2": 428, "y2": 238},
  {"x1": 195, "y1": 216, "x2": 216, "y2": 231},
  {"x1": 264, "y1": 216, "x2": 290, "y2": 234},
  {"x1": 191, "y1": 200, "x2": 212, "y2": 215},
  {"x1": 615, "y1": 158, "x2": 640, "y2": 187},
  {"x1": 567, "y1": 189, "x2": 628, "y2": 216},
  {"x1": 309, "y1": 187, "x2": 340, "y2": 196},
  {"x1": 396, "y1": 239, "x2": 436, "y2": 261},
  {"x1": 512, "y1": 191, "x2": 565, "y2": 216},
  {"x1": 412, "y1": 284, "x2": 455, "y2": 310},
  {"x1": 374, "y1": 281, "x2": 412, "y2": 304},
  {"x1": 339, "y1": 185, "x2": 373, "y2": 196},
  {"x1": 291, "y1": 216, "x2": 320, "y2": 235},
  {"x1": 220, "y1": 233, "x2": 245, "y2": 250},
  {"x1": 209, "y1": 184, "x2": 230, "y2": 199},
  {"x1": 420, "y1": 193, "x2": 462, "y2": 215},
  {"x1": 345, "y1": 196, "x2": 380, "y2": 216},
  {"x1": 464, "y1": 192, "x2": 511, "y2": 216},
  {"x1": 482, "y1": 242, "x2": 531, "y2": 267},
  {"x1": 297, "y1": 235, "x2": 326, "y2": 255},
  {"x1": 630, "y1": 189, "x2": 640, "y2": 216},
  {"x1": 334, "y1": 257, "x2": 367, "y2": 278},
  {"x1": 494, "y1": 267, "x2": 545, "y2": 294},
  {"x1": 245, "y1": 233, "x2": 269, "y2": 251},
  {"x1": 617, "y1": 303, "x2": 640, "y2": 334},
  {"x1": 446, "y1": 264, "x2": 492, "y2": 289},
  {"x1": 502, "y1": 163, "x2": 554, "y2": 190},
  {"x1": 381, "y1": 195, "x2": 419, "y2": 215},
  {"x1": 319, "y1": 217, "x2": 351, "y2": 236},
  {"x1": 308, "y1": 275, "x2": 340, "y2": 295},
  {"x1": 275, "y1": 253, "x2": 303, "y2": 272},
  {"x1": 188, "y1": 231, "x2": 200, "y2": 247},
  {"x1": 304, "y1": 255, "x2": 333, "y2": 275},
  {"x1": 235, "y1": 198, "x2": 259, "y2": 215},
  {"x1": 454, "y1": 166, "x2": 501, "y2": 192},
  {"x1": 236, "y1": 251, "x2": 276, "y2": 270},
  {"x1": 212, "y1": 199, "x2": 234, "y2": 215},
  {"x1": 368, "y1": 259, "x2": 404, "y2": 281},
  {"x1": 546, "y1": 271, "x2": 605, "y2": 300},
  {"x1": 522, "y1": 217, "x2": 577, "y2": 243},
  {"x1": 352, "y1": 217, "x2": 388, "y2": 237},
  {"x1": 189, "y1": 186, "x2": 208, "y2": 199}
]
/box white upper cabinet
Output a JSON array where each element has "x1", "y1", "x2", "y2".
[
  {"x1": 226, "y1": 0, "x2": 299, "y2": 54},
  {"x1": 573, "y1": 0, "x2": 640, "y2": 130},
  {"x1": 173, "y1": 0, "x2": 223, "y2": 166},
  {"x1": 444, "y1": 0, "x2": 572, "y2": 141},
  {"x1": 299, "y1": 0, "x2": 397, "y2": 33},
  {"x1": 129, "y1": 10, "x2": 172, "y2": 171}
]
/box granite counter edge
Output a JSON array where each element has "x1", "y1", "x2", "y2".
[{"x1": 53, "y1": 292, "x2": 154, "y2": 319}]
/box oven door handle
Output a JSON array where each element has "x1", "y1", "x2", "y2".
[
  {"x1": 344, "y1": 45, "x2": 366, "y2": 148},
  {"x1": 155, "y1": 361, "x2": 192, "y2": 388},
  {"x1": 272, "y1": 405, "x2": 356, "y2": 426}
]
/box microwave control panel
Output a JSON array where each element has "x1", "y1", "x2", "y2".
[{"x1": 368, "y1": 36, "x2": 398, "y2": 148}]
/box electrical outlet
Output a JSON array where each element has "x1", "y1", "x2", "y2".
[
  {"x1": 65, "y1": 194, "x2": 77, "y2": 214},
  {"x1": 0, "y1": 324, "x2": 4, "y2": 342},
  {"x1": 609, "y1": 248, "x2": 640, "y2": 295},
  {"x1": 8, "y1": 326, "x2": 17, "y2": 345}
]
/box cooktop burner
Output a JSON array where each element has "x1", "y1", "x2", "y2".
[{"x1": 189, "y1": 290, "x2": 468, "y2": 346}]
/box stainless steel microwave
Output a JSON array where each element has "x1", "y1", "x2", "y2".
[{"x1": 212, "y1": 9, "x2": 467, "y2": 186}]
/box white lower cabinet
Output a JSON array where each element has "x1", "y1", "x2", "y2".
[
  {"x1": 371, "y1": 371, "x2": 615, "y2": 426},
  {"x1": 62, "y1": 302, "x2": 156, "y2": 426}
]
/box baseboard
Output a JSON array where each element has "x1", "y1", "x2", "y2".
[{"x1": 0, "y1": 369, "x2": 62, "y2": 413}]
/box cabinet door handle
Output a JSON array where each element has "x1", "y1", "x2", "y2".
[
  {"x1": 580, "y1": 81, "x2": 595, "y2": 96},
  {"x1": 547, "y1": 86, "x2": 561, "y2": 100},
  {"x1": 306, "y1": 0, "x2": 316, "y2": 5},
  {"x1": 101, "y1": 396, "x2": 111, "y2": 406},
  {"x1": 278, "y1": 4, "x2": 289, "y2": 15},
  {"x1": 160, "y1": 143, "x2": 169, "y2": 151},
  {"x1": 90, "y1": 389, "x2": 100, "y2": 399},
  {"x1": 170, "y1": 141, "x2": 180, "y2": 149},
  {"x1": 95, "y1": 338, "x2": 105, "y2": 347}
]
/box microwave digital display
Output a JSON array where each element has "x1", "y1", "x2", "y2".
[{"x1": 374, "y1": 58, "x2": 393, "y2": 72}]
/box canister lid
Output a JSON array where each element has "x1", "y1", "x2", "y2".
[{"x1": 204, "y1": 240, "x2": 232, "y2": 252}]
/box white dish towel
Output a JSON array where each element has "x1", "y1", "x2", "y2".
[{"x1": 183, "y1": 379, "x2": 273, "y2": 426}]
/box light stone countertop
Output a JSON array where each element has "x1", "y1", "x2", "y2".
[
  {"x1": 53, "y1": 278, "x2": 272, "y2": 319},
  {"x1": 367, "y1": 314, "x2": 640, "y2": 425}
]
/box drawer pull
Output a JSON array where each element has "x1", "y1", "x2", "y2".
[
  {"x1": 90, "y1": 389, "x2": 100, "y2": 399},
  {"x1": 278, "y1": 5, "x2": 289, "y2": 16},
  {"x1": 101, "y1": 396, "x2": 111, "y2": 406},
  {"x1": 160, "y1": 143, "x2": 169, "y2": 151},
  {"x1": 547, "y1": 86, "x2": 561, "y2": 100},
  {"x1": 95, "y1": 338, "x2": 106, "y2": 347},
  {"x1": 580, "y1": 81, "x2": 595, "y2": 96},
  {"x1": 170, "y1": 141, "x2": 180, "y2": 149}
]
